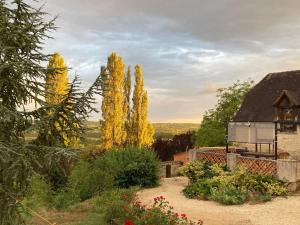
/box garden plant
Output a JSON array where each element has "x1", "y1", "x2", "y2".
[{"x1": 182, "y1": 160, "x2": 288, "y2": 205}]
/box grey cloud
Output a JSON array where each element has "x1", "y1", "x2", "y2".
[{"x1": 38, "y1": 0, "x2": 300, "y2": 122}]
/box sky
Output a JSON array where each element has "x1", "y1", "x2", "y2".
[{"x1": 41, "y1": 0, "x2": 300, "y2": 123}]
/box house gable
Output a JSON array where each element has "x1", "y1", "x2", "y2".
[{"x1": 233, "y1": 70, "x2": 300, "y2": 122}]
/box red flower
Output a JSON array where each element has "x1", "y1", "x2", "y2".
[{"x1": 124, "y1": 219, "x2": 134, "y2": 225}]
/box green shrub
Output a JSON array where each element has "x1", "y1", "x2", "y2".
[
  {"x1": 182, "y1": 160, "x2": 227, "y2": 182},
  {"x1": 94, "y1": 147, "x2": 160, "y2": 188},
  {"x1": 68, "y1": 160, "x2": 115, "y2": 201},
  {"x1": 182, "y1": 161, "x2": 288, "y2": 205},
  {"x1": 183, "y1": 179, "x2": 211, "y2": 199},
  {"x1": 210, "y1": 184, "x2": 248, "y2": 205},
  {"x1": 51, "y1": 188, "x2": 80, "y2": 210},
  {"x1": 90, "y1": 188, "x2": 137, "y2": 224},
  {"x1": 23, "y1": 175, "x2": 53, "y2": 209},
  {"x1": 64, "y1": 147, "x2": 159, "y2": 203},
  {"x1": 24, "y1": 175, "x2": 80, "y2": 210}
]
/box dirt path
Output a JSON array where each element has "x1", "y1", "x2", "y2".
[{"x1": 138, "y1": 177, "x2": 300, "y2": 225}]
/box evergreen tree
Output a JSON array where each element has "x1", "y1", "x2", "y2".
[
  {"x1": 0, "y1": 1, "x2": 105, "y2": 223},
  {"x1": 100, "y1": 52, "x2": 126, "y2": 149},
  {"x1": 131, "y1": 65, "x2": 154, "y2": 147}
]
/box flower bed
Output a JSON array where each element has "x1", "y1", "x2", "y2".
[
  {"x1": 121, "y1": 196, "x2": 203, "y2": 225},
  {"x1": 182, "y1": 160, "x2": 288, "y2": 205}
]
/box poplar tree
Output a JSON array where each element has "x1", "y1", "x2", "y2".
[
  {"x1": 131, "y1": 65, "x2": 154, "y2": 147},
  {"x1": 124, "y1": 66, "x2": 132, "y2": 143},
  {"x1": 100, "y1": 52, "x2": 126, "y2": 149},
  {"x1": 45, "y1": 53, "x2": 78, "y2": 147},
  {"x1": 141, "y1": 91, "x2": 154, "y2": 146},
  {"x1": 46, "y1": 53, "x2": 69, "y2": 104}
]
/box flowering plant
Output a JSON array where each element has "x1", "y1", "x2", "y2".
[{"x1": 123, "y1": 196, "x2": 203, "y2": 225}]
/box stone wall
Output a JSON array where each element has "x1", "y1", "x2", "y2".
[
  {"x1": 278, "y1": 125, "x2": 300, "y2": 160},
  {"x1": 160, "y1": 161, "x2": 182, "y2": 178}
]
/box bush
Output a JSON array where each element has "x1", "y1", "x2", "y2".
[
  {"x1": 51, "y1": 188, "x2": 80, "y2": 210},
  {"x1": 182, "y1": 160, "x2": 227, "y2": 183},
  {"x1": 25, "y1": 147, "x2": 160, "y2": 213},
  {"x1": 210, "y1": 184, "x2": 248, "y2": 205},
  {"x1": 23, "y1": 175, "x2": 53, "y2": 209},
  {"x1": 90, "y1": 188, "x2": 137, "y2": 224},
  {"x1": 91, "y1": 191, "x2": 203, "y2": 225},
  {"x1": 64, "y1": 147, "x2": 159, "y2": 203},
  {"x1": 94, "y1": 147, "x2": 160, "y2": 188},
  {"x1": 24, "y1": 175, "x2": 80, "y2": 211},
  {"x1": 68, "y1": 160, "x2": 115, "y2": 201},
  {"x1": 183, "y1": 179, "x2": 212, "y2": 200},
  {"x1": 182, "y1": 160, "x2": 288, "y2": 205},
  {"x1": 126, "y1": 196, "x2": 203, "y2": 225}
]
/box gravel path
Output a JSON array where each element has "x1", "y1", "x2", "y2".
[{"x1": 138, "y1": 177, "x2": 300, "y2": 225}]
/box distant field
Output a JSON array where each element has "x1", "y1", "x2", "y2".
[
  {"x1": 83, "y1": 121, "x2": 199, "y2": 142},
  {"x1": 25, "y1": 122, "x2": 200, "y2": 146},
  {"x1": 152, "y1": 123, "x2": 199, "y2": 139}
]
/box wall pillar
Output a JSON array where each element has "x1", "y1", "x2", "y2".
[
  {"x1": 188, "y1": 149, "x2": 197, "y2": 162},
  {"x1": 227, "y1": 153, "x2": 239, "y2": 171},
  {"x1": 277, "y1": 159, "x2": 300, "y2": 191},
  {"x1": 277, "y1": 159, "x2": 298, "y2": 182}
]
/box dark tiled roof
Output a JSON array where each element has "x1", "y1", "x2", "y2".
[{"x1": 233, "y1": 70, "x2": 300, "y2": 122}]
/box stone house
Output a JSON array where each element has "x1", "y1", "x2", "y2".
[{"x1": 230, "y1": 70, "x2": 300, "y2": 160}]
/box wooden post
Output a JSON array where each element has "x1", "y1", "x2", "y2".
[{"x1": 275, "y1": 122, "x2": 278, "y2": 160}]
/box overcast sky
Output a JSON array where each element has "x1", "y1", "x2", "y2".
[{"x1": 42, "y1": 0, "x2": 300, "y2": 123}]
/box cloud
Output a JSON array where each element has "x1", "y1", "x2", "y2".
[
  {"x1": 198, "y1": 81, "x2": 223, "y2": 95},
  {"x1": 38, "y1": 0, "x2": 300, "y2": 122}
]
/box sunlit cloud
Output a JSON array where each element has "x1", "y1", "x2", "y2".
[{"x1": 41, "y1": 0, "x2": 300, "y2": 122}]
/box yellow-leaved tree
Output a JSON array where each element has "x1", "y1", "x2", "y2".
[
  {"x1": 45, "y1": 52, "x2": 77, "y2": 147},
  {"x1": 131, "y1": 65, "x2": 154, "y2": 147},
  {"x1": 100, "y1": 52, "x2": 126, "y2": 149},
  {"x1": 124, "y1": 66, "x2": 132, "y2": 144},
  {"x1": 46, "y1": 53, "x2": 68, "y2": 104}
]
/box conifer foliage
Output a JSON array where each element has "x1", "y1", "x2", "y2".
[{"x1": 0, "y1": 1, "x2": 105, "y2": 224}]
